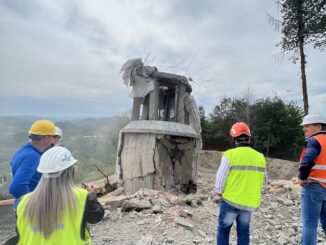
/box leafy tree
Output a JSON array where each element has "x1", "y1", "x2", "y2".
[
  {"x1": 251, "y1": 97, "x2": 304, "y2": 159},
  {"x1": 205, "y1": 97, "x2": 250, "y2": 150},
  {"x1": 201, "y1": 96, "x2": 304, "y2": 160}
]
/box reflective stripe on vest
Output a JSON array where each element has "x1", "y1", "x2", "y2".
[
  {"x1": 17, "y1": 188, "x2": 90, "y2": 245},
  {"x1": 229, "y1": 165, "x2": 265, "y2": 172},
  {"x1": 312, "y1": 165, "x2": 326, "y2": 170},
  {"x1": 222, "y1": 147, "x2": 266, "y2": 211}
]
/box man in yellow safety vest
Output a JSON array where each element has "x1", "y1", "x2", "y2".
[{"x1": 214, "y1": 122, "x2": 266, "y2": 245}]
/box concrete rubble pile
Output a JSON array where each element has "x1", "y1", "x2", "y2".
[
  {"x1": 89, "y1": 178, "x2": 326, "y2": 245},
  {"x1": 95, "y1": 187, "x2": 217, "y2": 245}
]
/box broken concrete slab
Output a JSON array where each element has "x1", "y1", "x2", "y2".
[{"x1": 174, "y1": 217, "x2": 194, "y2": 229}]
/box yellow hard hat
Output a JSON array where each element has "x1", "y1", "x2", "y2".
[{"x1": 28, "y1": 119, "x2": 56, "y2": 136}]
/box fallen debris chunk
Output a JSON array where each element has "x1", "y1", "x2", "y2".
[
  {"x1": 100, "y1": 195, "x2": 130, "y2": 209},
  {"x1": 174, "y1": 217, "x2": 194, "y2": 229},
  {"x1": 136, "y1": 235, "x2": 153, "y2": 245},
  {"x1": 121, "y1": 198, "x2": 152, "y2": 212},
  {"x1": 198, "y1": 230, "x2": 206, "y2": 237},
  {"x1": 165, "y1": 236, "x2": 174, "y2": 243},
  {"x1": 152, "y1": 204, "x2": 163, "y2": 214},
  {"x1": 107, "y1": 186, "x2": 124, "y2": 197},
  {"x1": 178, "y1": 209, "x2": 193, "y2": 218}
]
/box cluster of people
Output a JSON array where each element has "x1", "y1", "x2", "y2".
[
  {"x1": 214, "y1": 113, "x2": 326, "y2": 245},
  {"x1": 5, "y1": 119, "x2": 104, "y2": 245},
  {"x1": 2, "y1": 112, "x2": 326, "y2": 244}
]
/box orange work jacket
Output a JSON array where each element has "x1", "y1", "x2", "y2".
[{"x1": 300, "y1": 133, "x2": 326, "y2": 188}]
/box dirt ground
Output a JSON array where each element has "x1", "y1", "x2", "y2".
[
  {"x1": 0, "y1": 150, "x2": 311, "y2": 245},
  {"x1": 197, "y1": 150, "x2": 299, "y2": 181},
  {"x1": 89, "y1": 151, "x2": 306, "y2": 245}
]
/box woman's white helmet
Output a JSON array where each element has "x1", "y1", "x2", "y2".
[
  {"x1": 301, "y1": 113, "x2": 326, "y2": 126},
  {"x1": 38, "y1": 146, "x2": 77, "y2": 178}
]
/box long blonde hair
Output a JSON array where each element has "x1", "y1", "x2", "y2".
[{"x1": 23, "y1": 166, "x2": 76, "y2": 239}]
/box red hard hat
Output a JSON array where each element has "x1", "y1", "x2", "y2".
[{"x1": 230, "y1": 122, "x2": 251, "y2": 137}]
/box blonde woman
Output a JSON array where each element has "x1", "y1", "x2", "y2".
[{"x1": 15, "y1": 146, "x2": 104, "y2": 244}]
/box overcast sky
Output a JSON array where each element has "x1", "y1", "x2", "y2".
[{"x1": 0, "y1": 0, "x2": 325, "y2": 119}]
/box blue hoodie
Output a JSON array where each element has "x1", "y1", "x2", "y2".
[{"x1": 9, "y1": 142, "x2": 43, "y2": 209}]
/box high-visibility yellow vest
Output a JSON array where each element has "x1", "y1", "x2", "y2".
[
  {"x1": 222, "y1": 146, "x2": 266, "y2": 211},
  {"x1": 17, "y1": 188, "x2": 90, "y2": 245}
]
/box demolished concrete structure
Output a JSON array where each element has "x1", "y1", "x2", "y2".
[{"x1": 116, "y1": 59, "x2": 202, "y2": 194}]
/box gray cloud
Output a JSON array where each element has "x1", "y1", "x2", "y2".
[
  {"x1": 0, "y1": 0, "x2": 324, "y2": 118},
  {"x1": 0, "y1": 0, "x2": 43, "y2": 18},
  {"x1": 63, "y1": 3, "x2": 112, "y2": 51}
]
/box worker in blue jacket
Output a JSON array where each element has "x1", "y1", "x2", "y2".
[{"x1": 9, "y1": 119, "x2": 56, "y2": 209}]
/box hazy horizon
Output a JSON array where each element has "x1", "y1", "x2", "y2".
[{"x1": 0, "y1": 113, "x2": 129, "y2": 122}]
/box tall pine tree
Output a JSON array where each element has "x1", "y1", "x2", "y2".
[{"x1": 278, "y1": 0, "x2": 326, "y2": 114}]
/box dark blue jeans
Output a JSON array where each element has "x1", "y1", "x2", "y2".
[
  {"x1": 217, "y1": 200, "x2": 251, "y2": 245},
  {"x1": 301, "y1": 183, "x2": 326, "y2": 245}
]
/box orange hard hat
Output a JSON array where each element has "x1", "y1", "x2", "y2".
[{"x1": 230, "y1": 122, "x2": 251, "y2": 137}]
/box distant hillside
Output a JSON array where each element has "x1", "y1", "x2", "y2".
[
  {"x1": 0, "y1": 115, "x2": 40, "y2": 125},
  {"x1": 56, "y1": 117, "x2": 115, "y2": 136},
  {"x1": 0, "y1": 116, "x2": 115, "y2": 139},
  {"x1": 0, "y1": 115, "x2": 130, "y2": 196}
]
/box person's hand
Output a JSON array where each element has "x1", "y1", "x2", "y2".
[
  {"x1": 87, "y1": 184, "x2": 98, "y2": 194},
  {"x1": 82, "y1": 183, "x2": 98, "y2": 193},
  {"x1": 0, "y1": 199, "x2": 14, "y2": 206},
  {"x1": 213, "y1": 193, "x2": 222, "y2": 203},
  {"x1": 294, "y1": 178, "x2": 311, "y2": 187}
]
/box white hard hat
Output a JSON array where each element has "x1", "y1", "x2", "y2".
[
  {"x1": 38, "y1": 146, "x2": 77, "y2": 178},
  {"x1": 301, "y1": 113, "x2": 326, "y2": 126},
  {"x1": 55, "y1": 126, "x2": 63, "y2": 138}
]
